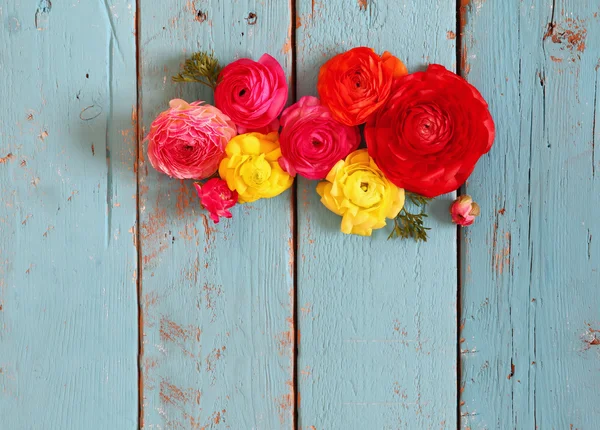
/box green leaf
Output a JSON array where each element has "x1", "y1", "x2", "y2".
[
  {"x1": 172, "y1": 51, "x2": 222, "y2": 90},
  {"x1": 388, "y1": 192, "x2": 432, "y2": 242}
]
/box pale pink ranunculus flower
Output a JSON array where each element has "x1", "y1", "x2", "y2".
[
  {"x1": 450, "y1": 195, "x2": 481, "y2": 226},
  {"x1": 146, "y1": 99, "x2": 237, "y2": 180},
  {"x1": 214, "y1": 54, "x2": 288, "y2": 134},
  {"x1": 278, "y1": 96, "x2": 361, "y2": 180}
]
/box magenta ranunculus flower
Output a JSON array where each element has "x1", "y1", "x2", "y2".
[
  {"x1": 214, "y1": 54, "x2": 288, "y2": 134},
  {"x1": 278, "y1": 96, "x2": 360, "y2": 180},
  {"x1": 450, "y1": 195, "x2": 481, "y2": 226},
  {"x1": 194, "y1": 179, "x2": 238, "y2": 224},
  {"x1": 147, "y1": 99, "x2": 237, "y2": 180}
]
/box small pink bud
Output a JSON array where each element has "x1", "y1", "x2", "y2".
[
  {"x1": 450, "y1": 195, "x2": 480, "y2": 227},
  {"x1": 194, "y1": 179, "x2": 238, "y2": 224}
]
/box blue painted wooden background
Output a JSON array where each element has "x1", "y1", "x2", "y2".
[{"x1": 0, "y1": 0, "x2": 598, "y2": 429}]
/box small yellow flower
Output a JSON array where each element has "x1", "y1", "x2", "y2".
[
  {"x1": 316, "y1": 149, "x2": 405, "y2": 236},
  {"x1": 219, "y1": 132, "x2": 294, "y2": 203}
]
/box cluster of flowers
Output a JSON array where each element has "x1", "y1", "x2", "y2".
[{"x1": 147, "y1": 48, "x2": 494, "y2": 238}]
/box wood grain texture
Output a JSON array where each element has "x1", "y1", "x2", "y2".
[
  {"x1": 295, "y1": 1, "x2": 458, "y2": 428},
  {"x1": 138, "y1": 1, "x2": 294, "y2": 428},
  {"x1": 0, "y1": 0, "x2": 139, "y2": 428},
  {"x1": 460, "y1": 0, "x2": 600, "y2": 428}
]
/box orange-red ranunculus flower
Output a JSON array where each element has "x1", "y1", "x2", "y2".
[{"x1": 317, "y1": 47, "x2": 408, "y2": 126}]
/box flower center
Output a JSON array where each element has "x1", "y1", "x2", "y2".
[
  {"x1": 239, "y1": 89, "x2": 247, "y2": 97},
  {"x1": 345, "y1": 172, "x2": 382, "y2": 208},
  {"x1": 353, "y1": 71, "x2": 362, "y2": 88},
  {"x1": 401, "y1": 104, "x2": 453, "y2": 154},
  {"x1": 240, "y1": 155, "x2": 272, "y2": 187}
]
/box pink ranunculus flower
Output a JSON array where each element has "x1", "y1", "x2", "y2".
[
  {"x1": 147, "y1": 99, "x2": 237, "y2": 180},
  {"x1": 450, "y1": 195, "x2": 481, "y2": 226},
  {"x1": 278, "y1": 96, "x2": 361, "y2": 180},
  {"x1": 214, "y1": 54, "x2": 288, "y2": 134},
  {"x1": 194, "y1": 179, "x2": 238, "y2": 224}
]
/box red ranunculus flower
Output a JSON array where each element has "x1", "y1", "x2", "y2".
[
  {"x1": 194, "y1": 178, "x2": 238, "y2": 224},
  {"x1": 365, "y1": 65, "x2": 495, "y2": 198},
  {"x1": 214, "y1": 54, "x2": 288, "y2": 134}
]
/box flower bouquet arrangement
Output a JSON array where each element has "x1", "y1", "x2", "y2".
[{"x1": 146, "y1": 48, "x2": 494, "y2": 240}]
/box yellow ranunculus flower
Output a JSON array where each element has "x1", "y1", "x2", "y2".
[
  {"x1": 219, "y1": 132, "x2": 294, "y2": 203},
  {"x1": 316, "y1": 149, "x2": 405, "y2": 236}
]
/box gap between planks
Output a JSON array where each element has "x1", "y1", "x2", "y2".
[
  {"x1": 135, "y1": 0, "x2": 144, "y2": 428},
  {"x1": 290, "y1": 0, "x2": 300, "y2": 428},
  {"x1": 456, "y1": 0, "x2": 465, "y2": 428}
]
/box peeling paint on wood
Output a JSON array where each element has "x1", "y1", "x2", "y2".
[
  {"x1": 0, "y1": 0, "x2": 138, "y2": 428},
  {"x1": 295, "y1": 0, "x2": 457, "y2": 428},
  {"x1": 460, "y1": 0, "x2": 600, "y2": 428},
  {"x1": 2, "y1": 1, "x2": 599, "y2": 427},
  {"x1": 138, "y1": 0, "x2": 294, "y2": 427}
]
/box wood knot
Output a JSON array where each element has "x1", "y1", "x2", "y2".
[
  {"x1": 245, "y1": 12, "x2": 257, "y2": 25},
  {"x1": 195, "y1": 10, "x2": 207, "y2": 23}
]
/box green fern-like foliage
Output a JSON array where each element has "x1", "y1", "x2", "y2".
[
  {"x1": 172, "y1": 52, "x2": 222, "y2": 90},
  {"x1": 388, "y1": 192, "x2": 432, "y2": 242}
]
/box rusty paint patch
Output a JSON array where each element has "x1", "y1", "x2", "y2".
[
  {"x1": 142, "y1": 244, "x2": 169, "y2": 265},
  {"x1": 202, "y1": 283, "x2": 223, "y2": 322},
  {"x1": 461, "y1": 49, "x2": 471, "y2": 76},
  {"x1": 300, "y1": 366, "x2": 311, "y2": 380},
  {"x1": 543, "y1": 18, "x2": 588, "y2": 62},
  {"x1": 282, "y1": 38, "x2": 292, "y2": 54},
  {"x1": 459, "y1": 0, "x2": 470, "y2": 36},
  {"x1": 582, "y1": 323, "x2": 600, "y2": 350},
  {"x1": 358, "y1": 0, "x2": 368, "y2": 11},
  {"x1": 200, "y1": 213, "x2": 217, "y2": 252},
  {"x1": 393, "y1": 382, "x2": 409, "y2": 399},
  {"x1": 0, "y1": 153, "x2": 14, "y2": 164},
  {"x1": 393, "y1": 319, "x2": 408, "y2": 337},
  {"x1": 492, "y1": 231, "x2": 511, "y2": 275},
  {"x1": 205, "y1": 346, "x2": 226, "y2": 385},
  {"x1": 159, "y1": 316, "x2": 201, "y2": 357},
  {"x1": 447, "y1": 30, "x2": 456, "y2": 40},
  {"x1": 142, "y1": 207, "x2": 167, "y2": 240},
  {"x1": 276, "y1": 317, "x2": 294, "y2": 356},
  {"x1": 275, "y1": 382, "x2": 294, "y2": 425},
  {"x1": 42, "y1": 225, "x2": 54, "y2": 238},
  {"x1": 507, "y1": 362, "x2": 515, "y2": 379},
  {"x1": 178, "y1": 221, "x2": 196, "y2": 242},
  {"x1": 300, "y1": 302, "x2": 312, "y2": 317},
  {"x1": 176, "y1": 180, "x2": 193, "y2": 219},
  {"x1": 160, "y1": 380, "x2": 189, "y2": 408},
  {"x1": 287, "y1": 237, "x2": 295, "y2": 279}
]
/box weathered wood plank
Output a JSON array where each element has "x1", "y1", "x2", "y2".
[
  {"x1": 138, "y1": 1, "x2": 294, "y2": 428},
  {"x1": 460, "y1": 0, "x2": 600, "y2": 428},
  {"x1": 0, "y1": 0, "x2": 138, "y2": 428},
  {"x1": 295, "y1": 1, "x2": 457, "y2": 428}
]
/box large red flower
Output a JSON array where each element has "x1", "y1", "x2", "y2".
[{"x1": 365, "y1": 65, "x2": 495, "y2": 198}]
